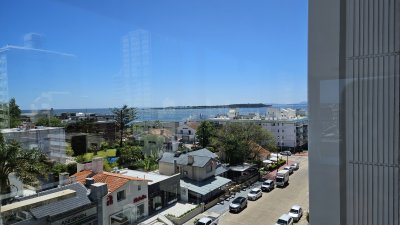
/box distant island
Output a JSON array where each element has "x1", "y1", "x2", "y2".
[{"x1": 150, "y1": 103, "x2": 272, "y2": 110}]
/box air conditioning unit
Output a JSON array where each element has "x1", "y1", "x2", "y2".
[{"x1": 17, "y1": 211, "x2": 32, "y2": 220}]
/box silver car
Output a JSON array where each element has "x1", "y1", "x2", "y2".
[{"x1": 283, "y1": 166, "x2": 294, "y2": 175}]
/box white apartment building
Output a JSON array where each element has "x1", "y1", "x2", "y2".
[
  {"x1": 211, "y1": 115, "x2": 307, "y2": 149},
  {"x1": 266, "y1": 107, "x2": 297, "y2": 120},
  {"x1": 1, "y1": 126, "x2": 67, "y2": 163},
  {"x1": 261, "y1": 118, "x2": 307, "y2": 148}
]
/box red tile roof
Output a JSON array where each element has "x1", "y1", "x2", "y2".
[
  {"x1": 186, "y1": 122, "x2": 200, "y2": 130},
  {"x1": 72, "y1": 170, "x2": 92, "y2": 184},
  {"x1": 72, "y1": 171, "x2": 148, "y2": 193}
]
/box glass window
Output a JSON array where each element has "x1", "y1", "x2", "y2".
[
  {"x1": 136, "y1": 204, "x2": 145, "y2": 219},
  {"x1": 152, "y1": 196, "x2": 162, "y2": 210},
  {"x1": 117, "y1": 190, "x2": 126, "y2": 202}
]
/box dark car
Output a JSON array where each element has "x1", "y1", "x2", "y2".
[{"x1": 229, "y1": 196, "x2": 248, "y2": 213}]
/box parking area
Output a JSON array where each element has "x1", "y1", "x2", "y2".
[{"x1": 187, "y1": 155, "x2": 309, "y2": 225}]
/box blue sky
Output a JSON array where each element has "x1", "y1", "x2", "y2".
[{"x1": 0, "y1": 0, "x2": 307, "y2": 109}]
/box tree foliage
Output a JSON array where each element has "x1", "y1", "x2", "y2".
[
  {"x1": 0, "y1": 134, "x2": 50, "y2": 195},
  {"x1": 134, "y1": 155, "x2": 158, "y2": 171},
  {"x1": 118, "y1": 145, "x2": 143, "y2": 167},
  {"x1": 111, "y1": 105, "x2": 137, "y2": 147},
  {"x1": 36, "y1": 116, "x2": 63, "y2": 127},
  {"x1": 212, "y1": 122, "x2": 276, "y2": 165},
  {"x1": 9, "y1": 98, "x2": 21, "y2": 128},
  {"x1": 66, "y1": 143, "x2": 74, "y2": 157},
  {"x1": 196, "y1": 121, "x2": 216, "y2": 148}
]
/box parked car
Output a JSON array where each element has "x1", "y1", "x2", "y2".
[
  {"x1": 283, "y1": 166, "x2": 294, "y2": 175},
  {"x1": 261, "y1": 179, "x2": 275, "y2": 192},
  {"x1": 229, "y1": 197, "x2": 247, "y2": 213},
  {"x1": 290, "y1": 163, "x2": 299, "y2": 171},
  {"x1": 195, "y1": 216, "x2": 219, "y2": 225},
  {"x1": 275, "y1": 214, "x2": 294, "y2": 225},
  {"x1": 280, "y1": 151, "x2": 292, "y2": 156},
  {"x1": 288, "y1": 205, "x2": 303, "y2": 222},
  {"x1": 247, "y1": 187, "x2": 262, "y2": 200}
]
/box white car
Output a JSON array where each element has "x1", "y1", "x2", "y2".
[
  {"x1": 261, "y1": 179, "x2": 275, "y2": 192},
  {"x1": 288, "y1": 205, "x2": 303, "y2": 222},
  {"x1": 283, "y1": 166, "x2": 294, "y2": 174},
  {"x1": 247, "y1": 187, "x2": 262, "y2": 200},
  {"x1": 290, "y1": 163, "x2": 299, "y2": 171},
  {"x1": 275, "y1": 214, "x2": 294, "y2": 225}
]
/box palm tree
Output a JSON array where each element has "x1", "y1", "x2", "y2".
[
  {"x1": 111, "y1": 105, "x2": 137, "y2": 147},
  {"x1": 0, "y1": 134, "x2": 49, "y2": 196}
]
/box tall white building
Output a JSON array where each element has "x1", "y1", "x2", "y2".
[
  {"x1": 116, "y1": 29, "x2": 152, "y2": 110},
  {"x1": 1, "y1": 127, "x2": 68, "y2": 163},
  {"x1": 309, "y1": 0, "x2": 400, "y2": 224}
]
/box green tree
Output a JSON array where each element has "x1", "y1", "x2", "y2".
[
  {"x1": 212, "y1": 123, "x2": 276, "y2": 165},
  {"x1": 118, "y1": 145, "x2": 143, "y2": 167},
  {"x1": 196, "y1": 121, "x2": 216, "y2": 148},
  {"x1": 154, "y1": 120, "x2": 162, "y2": 129},
  {"x1": 99, "y1": 141, "x2": 110, "y2": 150},
  {"x1": 9, "y1": 98, "x2": 21, "y2": 128},
  {"x1": 0, "y1": 134, "x2": 49, "y2": 195},
  {"x1": 112, "y1": 105, "x2": 137, "y2": 147},
  {"x1": 135, "y1": 155, "x2": 158, "y2": 171},
  {"x1": 66, "y1": 143, "x2": 74, "y2": 157},
  {"x1": 36, "y1": 116, "x2": 63, "y2": 127}
]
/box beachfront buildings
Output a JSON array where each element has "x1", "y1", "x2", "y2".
[
  {"x1": 211, "y1": 108, "x2": 308, "y2": 150},
  {"x1": 176, "y1": 122, "x2": 199, "y2": 143},
  {"x1": 1, "y1": 126, "x2": 68, "y2": 163},
  {"x1": 309, "y1": 0, "x2": 400, "y2": 224}
]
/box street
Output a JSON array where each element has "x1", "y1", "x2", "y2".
[
  {"x1": 186, "y1": 154, "x2": 309, "y2": 225},
  {"x1": 219, "y1": 155, "x2": 309, "y2": 225}
]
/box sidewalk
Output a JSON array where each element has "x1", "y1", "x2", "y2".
[{"x1": 262, "y1": 160, "x2": 295, "y2": 180}]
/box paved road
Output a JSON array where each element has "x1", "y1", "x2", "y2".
[{"x1": 217, "y1": 155, "x2": 309, "y2": 225}]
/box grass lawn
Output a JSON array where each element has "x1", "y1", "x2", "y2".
[{"x1": 82, "y1": 149, "x2": 117, "y2": 161}]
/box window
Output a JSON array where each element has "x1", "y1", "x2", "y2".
[
  {"x1": 117, "y1": 190, "x2": 126, "y2": 202},
  {"x1": 152, "y1": 196, "x2": 162, "y2": 210},
  {"x1": 106, "y1": 195, "x2": 113, "y2": 206},
  {"x1": 3, "y1": 1, "x2": 309, "y2": 223},
  {"x1": 206, "y1": 163, "x2": 212, "y2": 173},
  {"x1": 137, "y1": 204, "x2": 145, "y2": 219}
]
